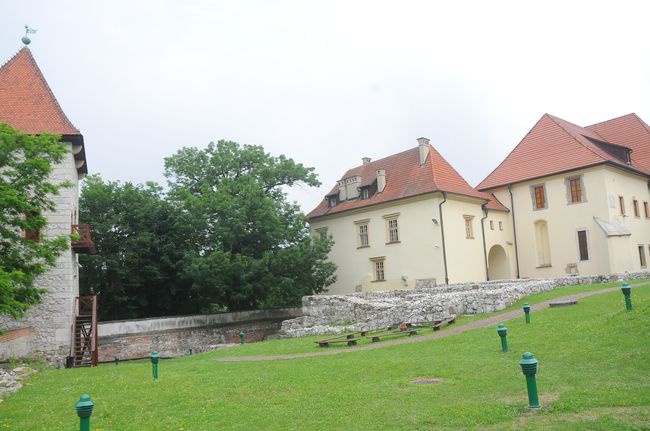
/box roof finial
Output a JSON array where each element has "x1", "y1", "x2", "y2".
[{"x1": 22, "y1": 25, "x2": 37, "y2": 46}]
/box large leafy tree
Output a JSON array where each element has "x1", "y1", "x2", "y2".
[
  {"x1": 79, "y1": 176, "x2": 193, "y2": 320},
  {"x1": 0, "y1": 124, "x2": 70, "y2": 318},
  {"x1": 165, "y1": 140, "x2": 336, "y2": 311}
]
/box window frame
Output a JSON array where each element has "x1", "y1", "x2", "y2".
[
  {"x1": 383, "y1": 213, "x2": 400, "y2": 244},
  {"x1": 354, "y1": 219, "x2": 370, "y2": 248},
  {"x1": 463, "y1": 215, "x2": 475, "y2": 239},
  {"x1": 489, "y1": 220, "x2": 494, "y2": 230},
  {"x1": 644, "y1": 201, "x2": 649, "y2": 218},
  {"x1": 498, "y1": 221, "x2": 503, "y2": 231},
  {"x1": 530, "y1": 184, "x2": 547, "y2": 210},
  {"x1": 633, "y1": 199, "x2": 640, "y2": 218},
  {"x1": 639, "y1": 245, "x2": 647, "y2": 268},
  {"x1": 619, "y1": 196, "x2": 626, "y2": 216},
  {"x1": 370, "y1": 256, "x2": 386, "y2": 282},
  {"x1": 566, "y1": 175, "x2": 585, "y2": 204},
  {"x1": 576, "y1": 229, "x2": 589, "y2": 261}
]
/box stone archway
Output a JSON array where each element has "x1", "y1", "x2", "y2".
[{"x1": 488, "y1": 245, "x2": 510, "y2": 280}]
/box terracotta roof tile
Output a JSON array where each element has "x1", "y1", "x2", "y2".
[
  {"x1": 586, "y1": 113, "x2": 650, "y2": 173},
  {"x1": 0, "y1": 47, "x2": 80, "y2": 135},
  {"x1": 308, "y1": 143, "x2": 507, "y2": 219},
  {"x1": 477, "y1": 113, "x2": 650, "y2": 190}
]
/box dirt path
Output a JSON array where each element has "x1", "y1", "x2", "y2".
[{"x1": 217, "y1": 283, "x2": 647, "y2": 362}]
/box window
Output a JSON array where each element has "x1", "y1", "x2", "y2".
[
  {"x1": 361, "y1": 188, "x2": 369, "y2": 199},
  {"x1": 577, "y1": 230, "x2": 589, "y2": 261},
  {"x1": 498, "y1": 221, "x2": 503, "y2": 231},
  {"x1": 633, "y1": 199, "x2": 640, "y2": 218},
  {"x1": 619, "y1": 196, "x2": 625, "y2": 215},
  {"x1": 638, "y1": 245, "x2": 646, "y2": 267},
  {"x1": 371, "y1": 257, "x2": 385, "y2": 281},
  {"x1": 567, "y1": 176, "x2": 584, "y2": 204},
  {"x1": 531, "y1": 184, "x2": 547, "y2": 210},
  {"x1": 383, "y1": 213, "x2": 400, "y2": 243},
  {"x1": 328, "y1": 196, "x2": 337, "y2": 208},
  {"x1": 23, "y1": 211, "x2": 41, "y2": 242},
  {"x1": 314, "y1": 227, "x2": 328, "y2": 238},
  {"x1": 464, "y1": 215, "x2": 474, "y2": 239},
  {"x1": 354, "y1": 220, "x2": 369, "y2": 248},
  {"x1": 489, "y1": 220, "x2": 494, "y2": 230},
  {"x1": 644, "y1": 202, "x2": 649, "y2": 218}
]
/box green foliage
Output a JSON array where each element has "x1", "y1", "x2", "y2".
[
  {"x1": 0, "y1": 124, "x2": 70, "y2": 318},
  {"x1": 79, "y1": 176, "x2": 193, "y2": 320},
  {"x1": 1, "y1": 285, "x2": 648, "y2": 430},
  {"x1": 79, "y1": 140, "x2": 336, "y2": 319},
  {"x1": 165, "y1": 140, "x2": 336, "y2": 311}
]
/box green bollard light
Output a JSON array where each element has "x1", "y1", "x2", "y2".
[
  {"x1": 114, "y1": 356, "x2": 119, "y2": 366},
  {"x1": 523, "y1": 303, "x2": 531, "y2": 324},
  {"x1": 239, "y1": 330, "x2": 245, "y2": 345},
  {"x1": 621, "y1": 283, "x2": 632, "y2": 311},
  {"x1": 519, "y1": 352, "x2": 541, "y2": 408},
  {"x1": 150, "y1": 351, "x2": 160, "y2": 381},
  {"x1": 75, "y1": 394, "x2": 94, "y2": 431},
  {"x1": 497, "y1": 323, "x2": 508, "y2": 352}
]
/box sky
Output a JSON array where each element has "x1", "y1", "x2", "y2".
[{"x1": 3, "y1": 1, "x2": 650, "y2": 213}]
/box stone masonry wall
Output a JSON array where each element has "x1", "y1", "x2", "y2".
[
  {"x1": 97, "y1": 308, "x2": 301, "y2": 361},
  {"x1": 280, "y1": 271, "x2": 649, "y2": 337},
  {"x1": 0, "y1": 145, "x2": 79, "y2": 366}
]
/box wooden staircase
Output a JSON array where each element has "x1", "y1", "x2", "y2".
[{"x1": 71, "y1": 296, "x2": 98, "y2": 367}]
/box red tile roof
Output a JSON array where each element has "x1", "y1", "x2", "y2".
[
  {"x1": 0, "y1": 47, "x2": 80, "y2": 135},
  {"x1": 308, "y1": 144, "x2": 508, "y2": 219},
  {"x1": 477, "y1": 113, "x2": 650, "y2": 190}
]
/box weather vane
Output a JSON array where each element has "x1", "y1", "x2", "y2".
[{"x1": 22, "y1": 25, "x2": 38, "y2": 45}]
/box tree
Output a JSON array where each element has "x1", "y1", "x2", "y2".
[
  {"x1": 0, "y1": 124, "x2": 70, "y2": 318},
  {"x1": 78, "y1": 176, "x2": 193, "y2": 320},
  {"x1": 165, "y1": 140, "x2": 336, "y2": 311}
]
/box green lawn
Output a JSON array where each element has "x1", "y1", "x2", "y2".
[{"x1": 1, "y1": 282, "x2": 649, "y2": 430}]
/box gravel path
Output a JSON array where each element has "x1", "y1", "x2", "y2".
[{"x1": 217, "y1": 284, "x2": 646, "y2": 362}]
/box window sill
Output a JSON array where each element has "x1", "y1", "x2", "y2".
[
  {"x1": 466, "y1": 237, "x2": 475, "y2": 240},
  {"x1": 536, "y1": 264, "x2": 552, "y2": 269},
  {"x1": 371, "y1": 279, "x2": 386, "y2": 283},
  {"x1": 357, "y1": 245, "x2": 370, "y2": 249},
  {"x1": 385, "y1": 241, "x2": 401, "y2": 245},
  {"x1": 567, "y1": 201, "x2": 586, "y2": 205}
]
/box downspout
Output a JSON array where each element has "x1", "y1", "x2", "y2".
[
  {"x1": 480, "y1": 203, "x2": 489, "y2": 281},
  {"x1": 508, "y1": 184, "x2": 521, "y2": 278},
  {"x1": 438, "y1": 192, "x2": 449, "y2": 285}
]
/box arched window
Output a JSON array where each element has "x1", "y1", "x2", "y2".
[{"x1": 534, "y1": 220, "x2": 551, "y2": 267}]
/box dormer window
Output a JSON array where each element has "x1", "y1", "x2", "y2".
[
  {"x1": 328, "y1": 196, "x2": 337, "y2": 208},
  {"x1": 361, "y1": 188, "x2": 369, "y2": 199}
]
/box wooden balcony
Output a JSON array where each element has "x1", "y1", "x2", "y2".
[{"x1": 71, "y1": 224, "x2": 96, "y2": 254}]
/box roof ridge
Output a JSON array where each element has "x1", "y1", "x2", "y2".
[
  {"x1": 546, "y1": 114, "x2": 609, "y2": 164},
  {"x1": 586, "y1": 112, "x2": 637, "y2": 129}
]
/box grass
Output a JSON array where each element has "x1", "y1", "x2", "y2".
[{"x1": 1, "y1": 282, "x2": 649, "y2": 430}]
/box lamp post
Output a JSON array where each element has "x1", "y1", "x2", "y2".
[
  {"x1": 621, "y1": 283, "x2": 633, "y2": 311},
  {"x1": 150, "y1": 351, "x2": 160, "y2": 381},
  {"x1": 75, "y1": 394, "x2": 94, "y2": 431},
  {"x1": 497, "y1": 323, "x2": 508, "y2": 352},
  {"x1": 519, "y1": 352, "x2": 541, "y2": 408},
  {"x1": 523, "y1": 303, "x2": 531, "y2": 324}
]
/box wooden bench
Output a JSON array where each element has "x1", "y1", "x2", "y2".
[
  {"x1": 316, "y1": 338, "x2": 358, "y2": 347},
  {"x1": 370, "y1": 329, "x2": 418, "y2": 342},
  {"x1": 315, "y1": 333, "x2": 357, "y2": 347},
  {"x1": 432, "y1": 315, "x2": 457, "y2": 331}
]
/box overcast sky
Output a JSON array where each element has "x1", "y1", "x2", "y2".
[{"x1": 3, "y1": 1, "x2": 650, "y2": 213}]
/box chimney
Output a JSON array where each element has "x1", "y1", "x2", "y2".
[
  {"x1": 346, "y1": 176, "x2": 361, "y2": 199},
  {"x1": 417, "y1": 137, "x2": 430, "y2": 165},
  {"x1": 376, "y1": 169, "x2": 386, "y2": 193},
  {"x1": 337, "y1": 179, "x2": 348, "y2": 201},
  {"x1": 362, "y1": 157, "x2": 372, "y2": 165}
]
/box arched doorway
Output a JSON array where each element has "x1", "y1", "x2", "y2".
[{"x1": 488, "y1": 245, "x2": 510, "y2": 280}]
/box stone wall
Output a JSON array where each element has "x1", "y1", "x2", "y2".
[
  {"x1": 280, "y1": 272, "x2": 649, "y2": 337},
  {"x1": 97, "y1": 308, "x2": 301, "y2": 361},
  {"x1": 0, "y1": 145, "x2": 80, "y2": 365}
]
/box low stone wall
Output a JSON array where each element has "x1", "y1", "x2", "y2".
[
  {"x1": 98, "y1": 308, "x2": 301, "y2": 361},
  {"x1": 280, "y1": 272, "x2": 648, "y2": 337}
]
